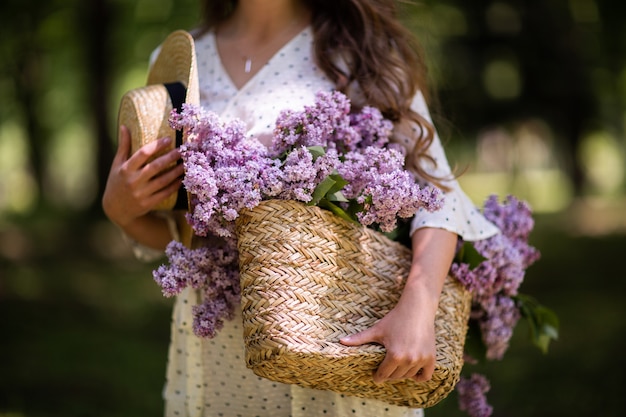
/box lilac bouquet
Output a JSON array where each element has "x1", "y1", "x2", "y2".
[
  {"x1": 153, "y1": 91, "x2": 444, "y2": 339},
  {"x1": 174, "y1": 90, "x2": 443, "y2": 238},
  {"x1": 450, "y1": 195, "x2": 559, "y2": 417},
  {"x1": 151, "y1": 91, "x2": 557, "y2": 417}
]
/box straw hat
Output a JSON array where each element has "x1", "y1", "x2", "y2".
[{"x1": 117, "y1": 30, "x2": 199, "y2": 211}]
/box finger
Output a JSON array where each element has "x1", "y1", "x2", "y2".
[
  {"x1": 374, "y1": 353, "x2": 426, "y2": 383},
  {"x1": 143, "y1": 147, "x2": 182, "y2": 180},
  {"x1": 143, "y1": 175, "x2": 184, "y2": 210},
  {"x1": 411, "y1": 360, "x2": 435, "y2": 383},
  {"x1": 372, "y1": 354, "x2": 398, "y2": 384},
  {"x1": 401, "y1": 364, "x2": 425, "y2": 381},
  {"x1": 127, "y1": 136, "x2": 174, "y2": 171},
  {"x1": 113, "y1": 125, "x2": 132, "y2": 166},
  {"x1": 339, "y1": 327, "x2": 380, "y2": 347},
  {"x1": 145, "y1": 163, "x2": 184, "y2": 196}
]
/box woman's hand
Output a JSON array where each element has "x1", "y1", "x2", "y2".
[
  {"x1": 102, "y1": 125, "x2": 184, "y2": 250},
  {"x1": 340, "y1": 227, "x2": 458, "y2": 384},
  {"x1": 340, "y1": 287, "x2": 437, "y2": 383},
  {"x1": 102, "y1": 125, "x2": 183, "y2": 227}
]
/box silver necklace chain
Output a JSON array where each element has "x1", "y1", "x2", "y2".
[{"x1": 237, "y1": 19, "x2": 302, "y2": 73}]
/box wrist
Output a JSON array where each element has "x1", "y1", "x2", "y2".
[{"x1": 400, "y1": 276, "x2": 444, "y2": 315}]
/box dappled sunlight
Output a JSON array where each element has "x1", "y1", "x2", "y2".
[
  {"x1": 483, "y1": 56, "x2": 522, "y2": 100},
  {"x1": 460, "y1": 169, "x2": 573, "y2": 214},
  {"x1": 45, "y1": 122, "x2": 98, "y2": 210},
  {"x1": 455, "y1": 120, "x2": 626, "y2": 236},
  {"x1": 0, "y1": 121, "x2": 37, "y2": 214},
  {"x1": 578, "y1": 130, "x2": 624, "y2": 195},
  {"x1": 457, "y1": 119, "x2": 574, "y2": 214}
]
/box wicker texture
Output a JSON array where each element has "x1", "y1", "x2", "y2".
[{"x1": 235, "y1": 199, "x2": 472, "y2": 408}]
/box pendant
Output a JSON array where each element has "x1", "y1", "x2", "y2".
[{"x1": 244, "y1": 58, "x2": 252, "y2": 73}]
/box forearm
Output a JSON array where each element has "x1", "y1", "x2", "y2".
[
  {"x1": 116, "y1": 212, "x2": 175, "y2": 251},
  {"x1": 400, "y1": 227, "x2": 458, "y2": 317}
]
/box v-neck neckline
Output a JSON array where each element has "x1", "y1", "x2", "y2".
[{"x1": 211, "y1": 26, "x2": 310, "y2": 93}]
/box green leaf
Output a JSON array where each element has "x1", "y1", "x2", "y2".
[
  {"x1": 383, "y1": 228, "x2": 401, "y2": 241},
  {"x1": 309, "y1": 176, "x2": 338, "y2": 206},
  {"x1": 309, "y1": 170, "x2": 349, "y2": 206},
  {"x1": 307, "y1": 146, "x2": 326, "y2": 161},
  {"x1": 327, "y1": 173, "x2": 348, "y2": 194},
  {"x1": 327, "y1": 191, "x2": 349, "y2": 202},
  {"x1": 319, "y1": 200, "x2": 359, "y2": 224},
  {"x1": 456, "y1": 241, "x2": 487, "y2": 269},
  {"x1": 515, "y1": 294, "x2": 560, "y2": 354}
]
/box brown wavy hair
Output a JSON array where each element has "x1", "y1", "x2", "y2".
[{"x1": 199, "y1": 0, "x2": 445, "y2": 188}]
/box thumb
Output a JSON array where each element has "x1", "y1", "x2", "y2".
[{"x1": 340, "y1": 327, "x2": 380, "y2": 347}]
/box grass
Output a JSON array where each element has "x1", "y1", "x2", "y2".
[{"x1": 1, "y1": 202, "x2": 625, "y2": 417}]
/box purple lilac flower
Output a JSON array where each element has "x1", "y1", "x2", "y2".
[
  {"x1": 152, "y1": 240, "x2": 240, "y2": 338},
  {"x1": 271, "y1": 91, "x2": 352, "y2": 155},
  {"x1": 349, "y1": 106, "x2": 394, "y2": 150},
  {"x1": 451, "y1": 195, "x2": 540, "y2": 361},
  {"x1": 451, "y1": 233, "x2": 525, "y2": 303},
  {"x1": 171, "y1": 104, "x2": 278, "y2": 237},
  {"x1": 192, "y1": 294, "x2": 233, "y2": 338},
  {"x1": 483, "y1": 195, "x2": 534, "y2": 241},
  {"x1": 338, "y1": 147, "x2": 443, "y2": 232},
  {"x1": 153, "y1": 241, "x2": 208, "y2": 296},
  {"x1": 276, "y1": 146, "x2": 342, "y2": 203},
  {"x1": 479, "y1": 295, "x2": 521, "y2": 360},
  {"x1": 271, "y1": 91, "x2": 396, "y2": 156},
  {"x1": 456, "y1": 374, "x2": 493, "y2": 417}
]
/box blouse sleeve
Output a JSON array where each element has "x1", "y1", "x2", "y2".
[
  {"x1": 123, "y1": 212, "x2": 180, "y2": 262},
  {"x1": 400, "y1": 92, "x2": 500, "y2": 242}
]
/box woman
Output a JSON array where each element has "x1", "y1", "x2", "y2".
[{"x1": 103, "y1": 1, "x2": 498, "y2": 416}]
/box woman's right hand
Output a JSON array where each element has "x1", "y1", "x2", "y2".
[{"x1": 102, "y1": 125, "x2": 184, "y2": 229}]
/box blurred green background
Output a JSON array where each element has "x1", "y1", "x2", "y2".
[{"x1": 1, "y1": 0, "x2": 625, "y2": 416}]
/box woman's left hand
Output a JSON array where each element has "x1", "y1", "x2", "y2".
[
  {"x1": 339, "y1": 287, "x2": 437, "y2": 384},
  {"x1": 340, "y1": 227, "x2": 458, "y2": 384}
]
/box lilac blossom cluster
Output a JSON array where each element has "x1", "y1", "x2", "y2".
[
  {"x1": 271, "y1": 91, "x2": 396, "y2": 155},
  {"x1": 152, "y1": 240, "x2": 240, "y2": 338},
  {"x1": 456, "y1": 374, "x2": 494, "y2": 417},
  {"x1": 173, "y1": 91, "x2": 443, "y2": 237},
  {"x1": 451, "y1": 195, "x2": 540, "y2": 360},
  {"x1": 450, "y1": 195, "x2": 541, "y2": 417},
  {"x1": 338, "y1": 146, "x2": 443, "y2": 231},
  {"x1": 170, "y1": 106, "x2": 283, "y2": 238},
  {"x1": 275, "y1": 145, "x2": 340, "y2": 203},
  {"x1": 271, "y1": 91, "x2": 443, "y2": 231}
]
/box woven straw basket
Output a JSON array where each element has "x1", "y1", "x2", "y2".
[{"x1": 235, "y1": 199, "x2": 472, "y2": 408}]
